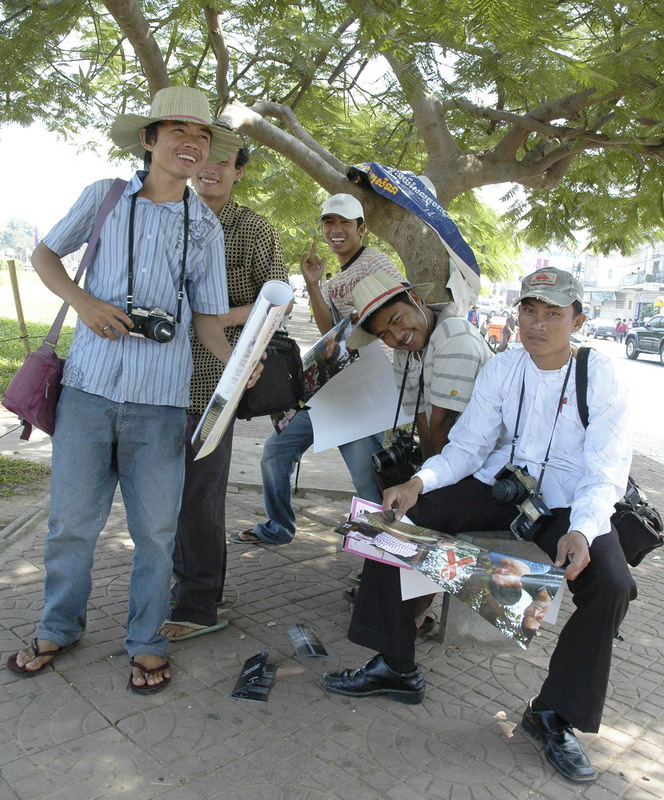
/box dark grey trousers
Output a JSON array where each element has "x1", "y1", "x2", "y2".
[
  {"x1": 348, "y1": 476, "x2": 637, "y2": 732},
  {"x1": 170, "y1": 414, "x2": 235, "y2": 626}
]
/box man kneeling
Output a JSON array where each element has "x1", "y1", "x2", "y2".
[{"x1": 321, "y1": 267, "x2": 637, "y2": 784}]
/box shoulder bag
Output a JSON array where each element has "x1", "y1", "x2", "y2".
[
  {"x1": 235, "y1": 329, "x2": 305, "y2": 420},
  {"x1": 576, "y1": 346, "x2": 663, "y2": 566}
]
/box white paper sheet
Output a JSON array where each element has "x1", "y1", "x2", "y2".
[{"x1": 307, "y1": 341, "x2": 411, "y2": 452}]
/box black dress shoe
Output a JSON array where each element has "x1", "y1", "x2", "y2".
[
  {"x1": 320, "y1": 654, "x2": 425, "y2": 705},
  {"x1": 521, "y1": 700, "x2": 597, "y2": 783}
]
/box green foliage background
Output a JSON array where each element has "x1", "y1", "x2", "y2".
[{"x1": 1, "y1": 0, "x2": 664, "y2": 272}]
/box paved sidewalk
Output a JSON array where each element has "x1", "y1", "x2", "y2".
[{"x1": 2, "y1": 302, "x2": 664, "y2": 799}]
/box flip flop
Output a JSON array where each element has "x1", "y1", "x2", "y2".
[
  {"x1": 127, "y1": 658, "x2": 171, "y2": 694},
  {"x1": 229, "y1": 530, "x2": 263, "y2": 544},
  {"x1": 6, "y1": 638, "x2": 79, "y2": 678},
  {"x1": 161, "y1": 619, "x2": 229, "y2": 641}
]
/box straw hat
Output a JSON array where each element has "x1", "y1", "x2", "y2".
[
  {"x1": 110, "y1": 86, "x2": 242, "y2": 163},
  {"x1": 346, "y1": 271, "x2": 435, "y2": 349}
]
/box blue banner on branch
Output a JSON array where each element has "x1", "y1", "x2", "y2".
[{"x1": 347, "y1": 162, "x2": 481, "y2": 297}]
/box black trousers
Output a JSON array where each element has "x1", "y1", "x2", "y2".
[
  {"x1": 170, "y1": 414, "x2": 235, "y2": 626},
  {"x1": 348, "y1": 477, "x2": 637, "y2": 732}
]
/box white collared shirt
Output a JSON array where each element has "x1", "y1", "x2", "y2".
[{"x1": 415, "y1": 347, "x2": 631, "y2": 544}]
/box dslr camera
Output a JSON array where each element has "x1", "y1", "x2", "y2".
[
  {"x1": 372, "y1": 430, "x2": 422, "y2": 474},
  {"x1": 129, "y1": 306, "x2": 176, "y2": 343},
  {"x1": 491, "y1": 463, "x2": 552, "y2": 540}
]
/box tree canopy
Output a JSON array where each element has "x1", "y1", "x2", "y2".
[{"x1": 1, "y1": 0, "x2": 663, "y2": 290}]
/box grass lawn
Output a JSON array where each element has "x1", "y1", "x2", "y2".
[
  {"x1": 0, "y1": 268, "x2": 75, "y2": 395},
  {"x1": 1, "y1": 268, "x2": 68, "y2": 495},
  {"x1": 0, "y1": 455, "x2": 50, "y2": 497}
]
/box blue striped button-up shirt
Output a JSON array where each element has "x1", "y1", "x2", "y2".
[{"x1": 43, "y1": 172, "x2": 228, "y2": 407}]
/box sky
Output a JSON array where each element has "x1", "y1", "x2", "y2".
[{"x1": 0, "y1": 122, "x2": 135, "y2": 236}]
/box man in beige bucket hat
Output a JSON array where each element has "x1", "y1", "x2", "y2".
[
  {"x1": 9, "y1": 87, "x2": 246, "y2": 695},
  {"x1": 346, "y1": 269, "x2": 492, "y2": 463}
]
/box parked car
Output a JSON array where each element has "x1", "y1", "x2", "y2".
[
  {"x1": 625, "y1": 315, "x2": 664, "y2": 364},
  {"x1": 584, "y1": 318, "x2": 618, "y2": 340}
]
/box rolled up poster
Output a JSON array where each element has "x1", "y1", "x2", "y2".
[{"x1": 192, "y1": 280, "x2": 294, "y2": 459}]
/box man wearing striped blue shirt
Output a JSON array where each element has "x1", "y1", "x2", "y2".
[{"x1": 7, "y1": 87, "x2": 242, "y2": 694}]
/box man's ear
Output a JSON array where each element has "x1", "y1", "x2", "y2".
[
  {"x1": 139, "y1": 128, "x2": 153, "y2": 152},
  {"x1": 234, "y1": 164, "x2": 246, "y2": 183},
  {"x1": 573, "y1": 313, "x2": 586, "y2": 332},
  {"x1": 358, "y1": 222, "x2": 367, "y2": 236},
  {"x1": 407, "y1": 290, "x2": 424, "y2": 307}
]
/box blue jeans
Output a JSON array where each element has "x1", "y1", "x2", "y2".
[
  {"x1": 38, "y1": 387, "x2": 186, "y2": 658},
  {"x1": 253, "y1": 409, "x2": 383, "y2": 543}
]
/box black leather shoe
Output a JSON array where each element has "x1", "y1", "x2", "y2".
[
  {"x1": 320, "y1": 654, "x2": 425, "y2": 705},
  {"x1": 521, "y1": 700, "x2": 597, "y2": 783}
]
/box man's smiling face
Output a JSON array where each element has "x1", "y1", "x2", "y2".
[
  {"x1": 367, "y1": 294, "x2": 430, "y2": 352},
  {"x1": 321, "y1": 214, "x2": 365, "y2": 262},
  {"x1": 140, "y1": 120, "x2": 212, "y2": 180},
  {"x1": 193, "y1": 154, "x2": 243, "y2": 202}
]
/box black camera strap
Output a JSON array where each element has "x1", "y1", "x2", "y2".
[
  {"x1": 390, "y1": 351, "x2": 424, "y2": 437},
  {"x1": 510, "y1": 353, "x2": 574, "y2": 496},
  {"x1": 126, "y1": 188, "x2": 189, "y2": 322}
]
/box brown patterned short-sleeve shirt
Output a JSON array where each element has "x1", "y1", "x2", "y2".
[{"x1": 188, "y1": 198, "x2": 287, "y2": 414}]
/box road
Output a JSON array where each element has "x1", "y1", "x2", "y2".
[{"x1": 577, "y1": 334, "x2": 663, "y2": 466}]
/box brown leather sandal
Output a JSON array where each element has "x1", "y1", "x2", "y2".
[
  {"x1": 6, "y1": 638, "x2": 78, "y2": 677},
  {"x1": 127, "y1": 658, "x2": 171, "y2": 695}
]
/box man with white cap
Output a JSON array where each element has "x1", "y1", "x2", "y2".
[
  {"x1": 232, "y1": 193, "x2": 403, "y2": 544},
  {"x1": 322, "y1": 267, "x2": 636, "y2": 785},
  {"x1": 7, "y1": 87, "x2": 245, "y2": 694}
]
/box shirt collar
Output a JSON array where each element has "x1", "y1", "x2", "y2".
[{"x1": 123, "y1": 172, "x2": 203, "y2": 219}]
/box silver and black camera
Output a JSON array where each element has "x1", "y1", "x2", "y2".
[
  {"x1": 129, "y1": 306, "x2": 176, "y2": 343},
  {"x1": 491, "y1": 463, "x2": 552, "y2": 540},
  {"x1": 372, "y1": 430, "x2": 422, "y2": 473}
]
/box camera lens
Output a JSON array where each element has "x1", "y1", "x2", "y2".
[
  {"x1": 492, "y1": 478, "x2": 522, "y2": 503},
  {"x1": 144, "y1": 318, "x2": 176, "y2": 343},
  {"x1": 372, "y1": 448, "x2": 397, "y2": 472}
]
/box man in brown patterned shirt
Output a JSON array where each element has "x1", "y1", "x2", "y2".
[{"x1": 158, "y1": 133, "x2": 288, "y2": 641}]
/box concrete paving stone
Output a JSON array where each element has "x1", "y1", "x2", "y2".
[
  {"x1": 3, "y1": 438, "x2": 664, "y2": 798},
  {"x1": 0, "y1": 677, "x2": 108, "y2": 764},
  {"x1": 623, "y1": 786, "x2": 663, "y2": 800},
  {"x1": 331, "y1": 781, "x2": 383, "y2": 800},
  {"x1": 1, "y1": 727, "x2": 183, "y2": 800},
  {"x1": 596, "y1": 769, "x2": 643, "y2": 796},
  {"x1": 0, "y1": 775, "x2": 21, "y2": 800},
  {"x1": 157, "y1": 787, "x2": 209, "y2": 800}
]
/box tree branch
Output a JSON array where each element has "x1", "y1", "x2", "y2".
[
  {"x1": 219, "y1": 101, "x2": 349, "y2": 193},
  {"x1": 247, "y1": 100, "x2": 348, "y2": 173},
  {"x1": 382, "y1": 50, "x2": 460, "y2": 164},
  {"x1": 102, "y1": 0, "x2": 168, "y2": 96},
  {"x1": 203, "y1": 6, "x2": 230, "y2": 105}
]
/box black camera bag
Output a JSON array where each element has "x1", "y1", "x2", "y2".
[
  {"x1": 236, "y1": 330, "x2": 305, "y2": 420},
  {"x1": 576, "y1": 347, "x2": 664, "y2": 566}
]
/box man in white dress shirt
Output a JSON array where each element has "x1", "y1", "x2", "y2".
[{"x1": 321, "y1": 267, "x2": 637, "y2": 785}]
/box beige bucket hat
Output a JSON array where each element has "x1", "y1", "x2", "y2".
[
  {"x1": 110, "y1": 86, "x2": 242, "y2": 163},
  {"x1": 346, "y1": 270, "x2": 435, "y2": 349}
]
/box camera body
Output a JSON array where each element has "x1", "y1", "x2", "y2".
[
  {"x1": 372, "y1": 430, "x2": 422, "y2": 474},
  {"x1": 491, "y1": 463, "x2": 552, "y2": 540},
  {"x1": 129, "y1": 306, "x2": 176, "y2": 343}
]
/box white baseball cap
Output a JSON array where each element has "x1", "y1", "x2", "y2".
[{"x1": 317, "y1": 193, "x2": 364, "y2": 222}]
